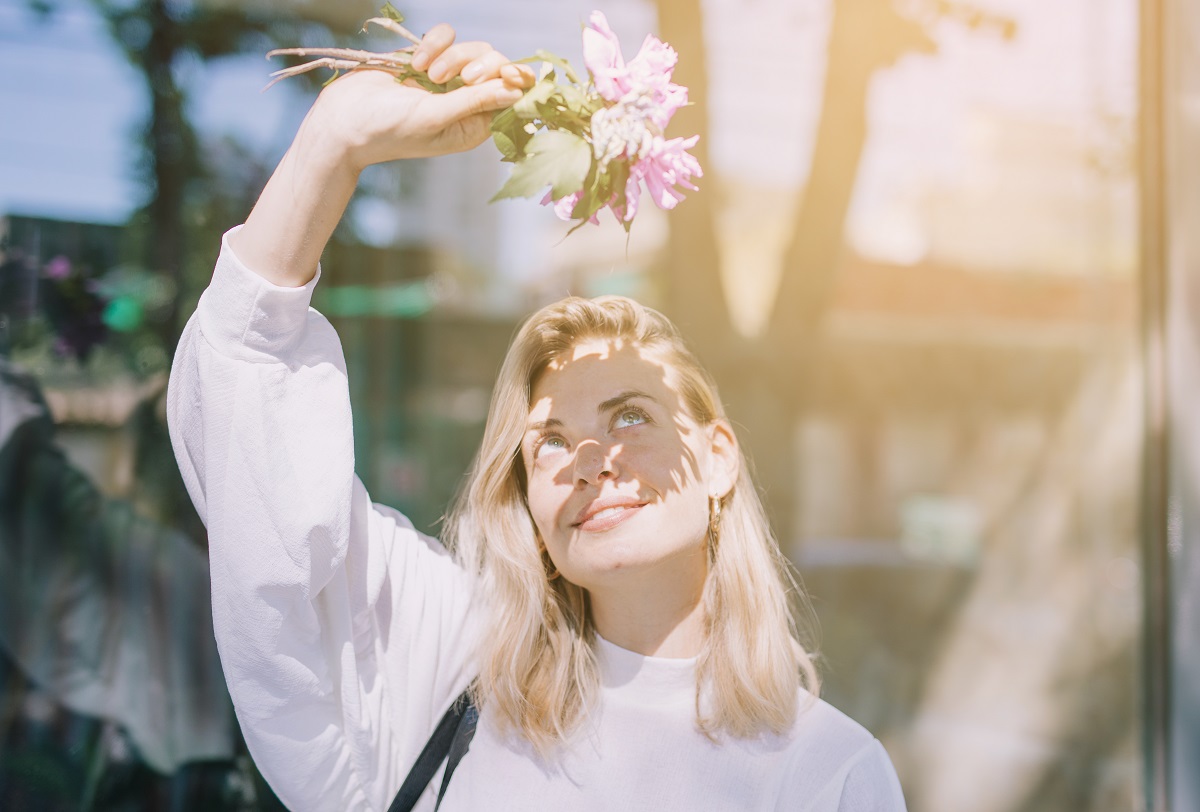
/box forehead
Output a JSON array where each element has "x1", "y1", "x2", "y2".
[{"x1": 529, "y1": 339, "x2": 677, "y2": 413}]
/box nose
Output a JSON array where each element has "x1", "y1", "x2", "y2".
[{"x1": 573, "y1": 439, "x2": 617, "y2": 486}]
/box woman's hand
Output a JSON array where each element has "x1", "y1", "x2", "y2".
[
  {"x1": 302, "y1": 25, "x2": 537, "y2": 171},
  {"x1": 232, "y1": 24, "x2": 534, "y2": 287}
]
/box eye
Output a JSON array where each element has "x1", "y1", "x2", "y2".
[
  {"x1": 534, "y1": 434, "x2": 568, "y2": 460},
  {"x1": 614, "y1": 407, "x2": 649, "y2": 428}
]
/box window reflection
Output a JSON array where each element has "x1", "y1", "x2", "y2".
[{"x1": 0, "y1": 0, "x2": 1150, "y2": 809}]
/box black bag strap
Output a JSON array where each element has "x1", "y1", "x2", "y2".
[
  {"x1": 388, "y1": 689, "x2": 479, "y2": 812},
  {"x1": 436, "y1": 694, "x2": 479, "y2": 807}
]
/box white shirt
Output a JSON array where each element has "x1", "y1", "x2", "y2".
[{"x1": 167, "y1": 228, "x2": 908, "y2": 812}]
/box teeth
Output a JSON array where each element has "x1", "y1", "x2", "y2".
[{"x1": 591, "y1": 506, "x2": 629, "y2": 522}]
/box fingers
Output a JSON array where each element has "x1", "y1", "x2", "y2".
[
  {"x1": 428, "y1": 41, "x2": 499, "y2": 84},
  {"x1": 452, "y1": 49, "x2": 535, "y2": 88},
  {"x1": 501, "y1": 63, "x2": 537, "y2": 89},
  {"x1": 411, "y1": 23, "x2": 455, "y2": 72},
  {"x1": 433, "y1": 77, "x2": 525, "y2": 121},
  {"x1": 410, "y1": 23, "x2": 535, "y2": 89},
  {"x1": 461, "y1": 50, "x2": 508, "y2": 85}
]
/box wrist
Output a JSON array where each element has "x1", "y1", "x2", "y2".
[
  {"x1": 233, "y1": 117, "x2": 362, "y2": 288},
  {"x1": 290, "y1": 109, "x2": 366, "y2": 185}
]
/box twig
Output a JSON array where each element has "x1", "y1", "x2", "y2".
[
  {"x1": 362, "y1": 16, "x2": 422, "y2": 45},
  {"x1": 267, "y1": 46, "x2": 414, "y2": 65},
  {"x1": 263, "y1": 59, "x2": 409, "y2": 91}
]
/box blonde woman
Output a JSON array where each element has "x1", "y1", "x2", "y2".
[{"x1": 168, "y1": 25, "x2": 907, "y2": 812}]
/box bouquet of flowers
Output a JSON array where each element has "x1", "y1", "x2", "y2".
[{"x1": 267, "y1": 5, "x2": 701, "y2": 233}]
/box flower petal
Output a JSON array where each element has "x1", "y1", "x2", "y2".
[
  {"x1": 554, "y1": 191, "x2": 583, "y2": 221},
  {"x1": 611, "y1": 169, "x2": 643, "y2": 223},
  {"x1": 583, "y1": 11, "x2": 628, "y2": 102},
  {"x1": 633, "y1": 134, "x2": 703, "y2": 211},
  {"x1": 628, "y1": 35, "x2": 678, "y2": 85},
  {"x1": 650, "y1": 83, "x2": 689, "y2": 129}
]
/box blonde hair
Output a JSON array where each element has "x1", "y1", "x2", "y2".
[{"x1": 444, "y1": 296, "x2": 819, "y2": 753}]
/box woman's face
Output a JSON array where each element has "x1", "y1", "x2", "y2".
[{"x1": 520, "y1": 338, "x2": 737, "y2": 592}]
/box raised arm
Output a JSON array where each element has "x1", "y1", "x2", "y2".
[
  {"x1": 167, "y1": 28, "x2": 533, "y2": 811},
  {"x1": 232, "y1": 24, "x2": 533, "y2": 287}
]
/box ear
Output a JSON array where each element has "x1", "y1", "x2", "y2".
[{"x1": 705, "y1": 419, "x2": 740, "y2": 500}]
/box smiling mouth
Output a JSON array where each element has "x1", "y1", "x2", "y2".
[
  {"x1": 574, "y1": 503, "x2": 646, "y2": 532},
  {"x1": 592, "y1": 506, "x2": 632, "y2": 522}
]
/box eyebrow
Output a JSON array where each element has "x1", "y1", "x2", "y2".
[
  {"x1": 524, "y1": 391, "x2": 657, "y2": 434},
  {"x1": 598, "y1": 390, "x2": 656, "y2": 413},
  {"x1": 526, "y1": 418, "x2": 563, "y2": 434}
]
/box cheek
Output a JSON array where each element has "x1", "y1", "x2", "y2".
[
  {"x1": 641, "y1": 436, "x2": 708, "y2": 490},
  {"x1": 525, "y1": 466, "x2": 570, "y2": 535}
]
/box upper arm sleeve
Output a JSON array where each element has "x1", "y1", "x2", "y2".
[
  {"x1": 834, "y1": 740, "x2": 907, "y2": 812},
  {"x1": 167, "y1": 227, "x2": 479, "y2": 811},
  {"x1": 799, "y1": 739, "x2": 908, "y2": 812}
]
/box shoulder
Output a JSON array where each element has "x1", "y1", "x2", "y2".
[{"x1": 777, "y1": 692, "x2": 908, "y2": 811}]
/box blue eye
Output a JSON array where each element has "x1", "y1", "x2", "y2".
[
  {"x1": 615, "y1": 408, "x2": 648, "y2": 428},
  {"x1": 535, "y1": 435, "x2": 567, "y2": 459}
]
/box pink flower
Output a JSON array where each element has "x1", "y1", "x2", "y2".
[
  {"x1": 653, "y1": 82, "x2": 689, "y2": 130},
  {"x1": 582, "y1": 12, "x2": 627, "y2": 102},
  {"x1": 44, "y1": 255, "x2": 71, "y2": 280},
  {"x1": 612, "y1": 134, "x2": 702, "y2": 223},
  {"x1": 535, "y1": 12, "x2": 702, "y2": 228},
  {"x1": 542, "y1": 135, "x2": 702, "y2": 226},
  {"x1": 540, "y1": 189, "x2": 601, "y2": 225},
  {"x1": 582, "y1": 11, "x2": 687, "y2": 128}
]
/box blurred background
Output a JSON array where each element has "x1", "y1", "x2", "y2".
[{"x1": 0, "y1": 0, "x2": 1194, "y2": 809}]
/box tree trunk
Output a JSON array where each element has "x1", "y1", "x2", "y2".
[
  {"x1": 143, "y1": 0, "x2": 192, "y2": 352},
  {"x1": 655, "y1": 0, "x2": 935, "y2": 543},
  {"x1": 655, "y1": 0, "x2": 731, "y2": 366},
  {"x1": 770, "y1": 0, "x2": 936, "y2": 382}
]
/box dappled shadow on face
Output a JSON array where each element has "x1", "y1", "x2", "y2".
[{"x1": 521, "y1": 339, "x2": 708, "y2": 544}]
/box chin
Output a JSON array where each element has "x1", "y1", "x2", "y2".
[{"x1": 566, "y1": 540, "x2": 706, "y2": 585}]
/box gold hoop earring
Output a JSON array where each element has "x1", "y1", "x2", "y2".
[{"x1": 707, "y1": 494, "x2": 723, "y2": 563}]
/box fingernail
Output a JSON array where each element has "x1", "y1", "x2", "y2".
[
  {"x1": 462, "y1": 63, "x2": 482, "y2": 83},
  {"x1": 427, "y1": 59, "x2": 445, "y2": 82},
  {"x1": 412, "y1": 51, "x2": 429, "y2": 71},
  {"x1": 499, "y1": 87, "x2": 524, "y2": 104}
]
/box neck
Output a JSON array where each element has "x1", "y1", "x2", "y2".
[{"x1": 587, "y1": 551, "x2": 708, "y2": 658}]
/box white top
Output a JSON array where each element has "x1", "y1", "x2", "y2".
[{"x1": 167, "y1": 227, "x2": 908, "y2": 812}]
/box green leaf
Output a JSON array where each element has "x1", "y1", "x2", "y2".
[
  {"x1": 490, "y1": 105, "x2": 519, "y2": 136},
  {"x1": 535, "y1": 103, "x2": 592, "y2": 132},
  {"x1": 492, "y1": 129, "x2": 519, "y2": 161},
  {"x1": 514, "y1": 50, "x2": 581, "y2": 84},
  {"x1": 490, "y1": 130, "x2": 592, "y2": 202},
  {"x1": 392, "y1": 68, "x2": 462, "y2": 94},
  {"x1": 558, "y1": 83, "x2": 602, "y2": 117},
  {"x1": 514, "y1": 78, "x2": 558, "y2": 119},
  {"x1": 607, "y1": 160, "x2": 631, "y2": 215},
  {"x1": 490, "y1": 107, "x2": 534, "y2": 161},
  {"x1": 570, "y1": 165, "x2": 604, "y2": 222},
  {"x1": 380, "y1": 2, "x2": 405, "y2": 23},
  {"x1": 570, "y1": 159, "x2": 629, "y2": 223}
]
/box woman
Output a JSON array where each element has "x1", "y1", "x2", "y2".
[{"x1": 167, "y1": 25, "x2": 907, "y2": 812}]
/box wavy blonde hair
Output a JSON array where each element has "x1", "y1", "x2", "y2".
[{"x1": 444, "y1": 295, "x2": 819, "y2": 753}]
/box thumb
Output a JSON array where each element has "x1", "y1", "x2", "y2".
[{"x1": 432, "y1": 78, "x2": 526, "y2": 123}]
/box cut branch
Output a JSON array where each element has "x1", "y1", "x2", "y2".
[
  {"x1": 266, "y1": 46, "x2": 414, "y2": 64},
  {"x1": 362, "y1": 16, "x2": 422, "y2": 45}
]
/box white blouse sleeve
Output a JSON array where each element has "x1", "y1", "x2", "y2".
[
  {"x1": 796, "y1": 738, "x2": 908, "y2": 812},
  {"x1": 167, "y1": 227, "x2": 480, "y2": 812}
]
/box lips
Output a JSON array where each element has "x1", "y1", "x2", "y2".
[{"x1": 572, "y1": 496, "x2": 648, "y2": 532}]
